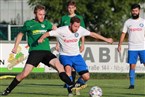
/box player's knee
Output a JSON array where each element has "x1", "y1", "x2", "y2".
[{"x1": 83, "y1": 74, "x2": 90, "y2": 81}]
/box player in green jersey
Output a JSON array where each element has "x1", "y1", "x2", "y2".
[{"x1": 2, "y1": 5, "x2": 74, "y2": 96}]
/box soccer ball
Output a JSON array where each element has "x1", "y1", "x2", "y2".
[{"x1": 89, "y1": 86, "x2": 103, "y2": 97}]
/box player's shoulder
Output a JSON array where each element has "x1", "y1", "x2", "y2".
[
  {"x1": 139, "y1": 17, "x2": 145, "y2": 21},
  {"x1": 76, "y1": 14, "x2": 83, "y2": 19},
  {"x1": 24, "y1": 19, "x2": 33, "y2": 23},
  {"x1": 24, "y1": 19, "x2": 35, "y2": 25},
  {"x1": 59, "y1": 25, "x2": 68, "y2": 29},
  {"x1": 61, "y1": 15, "x2": 69, "y2": 19}
]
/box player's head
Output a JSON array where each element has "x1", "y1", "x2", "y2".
[
  {"x1": 34, "y1": 5, "x2": 46, "y2": 22},
  {"x1": 131, "y1": 3, "x2": 140, "y2": 19},
  {"x1": 69, "y1": 17, "x2": 80, "y2": 33},
  {"x1": 67, "y1": 0, "x2": 76, "y2": 15}
]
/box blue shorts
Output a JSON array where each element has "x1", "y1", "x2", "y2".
[
  {"x1": 128, "y1": 50, "x2": 145, "y2": 64},
  {"x1": 59, "y1": 54, "x2": 88, "y2": 73}
]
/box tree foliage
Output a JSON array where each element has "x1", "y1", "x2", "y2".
[{"x1": 28, "y1": 0, "x2": 145, "y2": 41}]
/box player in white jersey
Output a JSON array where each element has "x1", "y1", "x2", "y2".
[
  {"x1": 38, "y1": 16, "x2": 113, "y2": 96},
  {"x1": 118, "y1": 4, "x2": 145, "y2": 89}
]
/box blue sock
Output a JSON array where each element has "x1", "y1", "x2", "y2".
[
  {"x1": 129, "y1": 69, "x2": 135, "y2": 86},
  {"x1": 69, "y1": 76, "x2": 73, "y2": 82},
  {"x1": 76, "y1": 77, "x2": 86, "y2": 85}
]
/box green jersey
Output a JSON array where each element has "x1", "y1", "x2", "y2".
[
  {"x1": 59, "y1": 14, "x2": 85, "y2": 28},
  {"x1": 21, "y1": 19, "x2": 53, "y2": 52}
]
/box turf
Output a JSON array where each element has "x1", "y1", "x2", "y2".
[{"x1": 0, "y1": 79, "x2": 145, "y2": 97}]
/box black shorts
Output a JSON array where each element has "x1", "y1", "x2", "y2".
[{"x1": 26, "y1": 50, "x2": 57, "y2": 67}]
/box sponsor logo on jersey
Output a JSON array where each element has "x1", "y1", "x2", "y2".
[
  {"x1": 64, "y1": 39, "x2": 78, "y2": 43},
  {"x1": 41, "y1": 24, "x2": 45, "y2": 28},
  {"x1": 74, "y1": 33, "x2": 79, "y2": 37},
  {"x1": 32, "y1": 30, "x2": 47, "y2": 35},
  {"x1": 129, "y1": 28, "x2": 142, "y2": 32},
  {"x1": 139, "y1": 23, "x2": 144, "y2": 27}
]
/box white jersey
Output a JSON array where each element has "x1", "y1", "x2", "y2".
[
  {"x1": 122, "y1": 17, "x2": 145, "y2": 50},
  {"x1": 49, "y1": 26, "x2": 90, "y2": 55}
]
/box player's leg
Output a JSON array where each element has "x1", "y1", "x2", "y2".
[
  {"x1": 1, "y1": 51, "x2": 44, "y2": 96},
  {"x1": 72, "y1": 68, "x2": 76, "y2": 83},
  {"x1": 128, "y1": 51, "x2": 138, "y2": 89},
  {"x1": 58, "y1": 55, "x2": 74, "y2": 96},
  {"x1": 139, "y1": 50, "x2": 145, "y2": 67},
  {"x1": 74, "y1": 71, "x2": 89, "y2": 90},
  {"x1": 49, "y1": 58, "x2": 73, "y2": 85},
  {"x1": 44, "y1": 53, "x2": 74, "y2": 87},
  {"x1": 64, "y1": 65, "x2": 74, "y2": 96},
  {"x1": 71, "y1": 55, "x2": 89, "y2": 95},
  {"x1": 129, "y1": 64, "x2": 136, "y2": 89},
  {"x1": 2, "y1": 64, "x2": 34, "y2": 96}
]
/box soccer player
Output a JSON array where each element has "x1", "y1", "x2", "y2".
[
  {"x1": 38, "y1": 16, "x2": 113, "y2": 96},
  {"x1": 1, "y1": 5, "x2": 74, "y2": 96},
  {"x1": 56, "y1": 0, "x2": 86, "y2": 90},
  {"x1": 117, "y1": 3, "x2": 145, "y2": 89}
]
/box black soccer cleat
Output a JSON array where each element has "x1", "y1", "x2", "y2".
[
  {"x1": 128, "y1": 85, "x2": 134, "y2": 89},
  {"x1": 1, "y1": 89, "x2": 11, "y2": 96}
]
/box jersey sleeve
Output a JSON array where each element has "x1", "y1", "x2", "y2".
[
  {"x1": 79, "y1": 26, "x2": 90, "y2": 36},
  {"x1": 122, "y1": 21, "x2": 128, "y2": 33},
  {"x1": 49, "y1": 29, "x2": 59, "y2": 37},
  {"x1": 20, "y1": 21, "x2": 29, "y2": 34},
  {"x1": 46, "y1": 20, "x2": 53, "y2": 31}
]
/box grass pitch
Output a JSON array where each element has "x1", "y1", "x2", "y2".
[{"x1": 0, "y1": 79, "x2": 145, "y2": 97}]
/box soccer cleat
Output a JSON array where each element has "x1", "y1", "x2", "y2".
[
  {"x1": 75, "y1": 89, "x2": 80, "y2": 95},
  {"x1": 68, "y1": 93, "x2": 73, "y2": 97},
  {"x1": 1, "y1": 89, "x2": 11, "y2": 96},
  {"x1": 67, "y1": 84, "x2": 75, "y2": 96},
  {"x1": 128, "y1": 85, "x2": 134, "y2": 89},
  {"x1": 72, "y1": 84, "x2": 88, "y2": 91}
]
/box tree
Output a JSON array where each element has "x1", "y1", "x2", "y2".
[{"x1": 28, "y1": 0, "x2": 145, "y2": 41}]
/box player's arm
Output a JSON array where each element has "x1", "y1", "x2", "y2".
[
  {"x1": 90, "y1": 32, "x2": 113, "y2": 44},
  {"x1": 79, "y1": 16, "x2": 86, "y2": 53},
  {"x1": 38, "y1": 32, "x2": 50, "y2": 43},
  {"x1": 55, "y1": 41, "x2": 60, "y2": 51},
  {"x1": 80, "y1": 36, "x2": 85, "y2": 53},
  {"x1": 12, "y1": 32, "x2": 24, "y2": 53},
  {"x1": 117, "y1": 32, "x2": 126, "y2": 53}
]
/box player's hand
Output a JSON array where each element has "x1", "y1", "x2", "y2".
[
  {"x1": 38, "y1": 38, "x2": 44, "y2": 43},
  {"x1": 80, "y1": 45, "x2": 85, "y2": 53},
  {"x1": 52, "y1": 25, "x2": 57, "y2": 30},
  {"x1": 12, "y1": 47, "x2": 17, "y2": 54},
  {"x1": 117, "y1": 45, "x2": 121, "y2": 53},
  {"x1": 107, "y1": 38, "x2": 113, "y2": 44}
]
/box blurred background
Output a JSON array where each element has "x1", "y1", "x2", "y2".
[{"x1": 0, "y1": 0, "x2": 145, "y2": 41}]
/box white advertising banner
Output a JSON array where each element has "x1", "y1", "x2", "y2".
[
  {"x1": 0, "y1": 43, "x2": 45, "y2": 73},
  {"x1": 0, "y1": 42, "x2": 145, "y2": 73}
]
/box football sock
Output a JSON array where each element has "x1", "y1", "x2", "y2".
[
  {"x1": 7, "y1": 77, "x2": 20, "y2": 91},
  {"x1": 72, "y1": 71, "x2": 76, "y2": 83},
  {"x1": 66, "y1": 76, "x2": 73, "y2": 88},
  {"x1": 129, "y1": 69, "x2": 135, "y2": 86},
  {"x1": 76, "y1": 77, "x2": 86, "y2": 85},
  {"x1": 59, "y1": 72, "x2": 73, "y2": 85}
]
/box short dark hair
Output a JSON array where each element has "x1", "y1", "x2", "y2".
[
  {"x1": 34, "y1": 5, "x2": 45, "y2": 14},
  {"x1": 131, "y1": 3, "x2": 140, "y2": 10},
  {"x1": 70, "y1": 16, "x2": 80, "y2": 24},
  {"x1": 67, "y1": 0, "x2": 76, "y2": 7}
]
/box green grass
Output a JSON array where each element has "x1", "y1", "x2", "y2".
[{"x1": 0, "y1": 79, "x2": 145, "y2": 97}]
